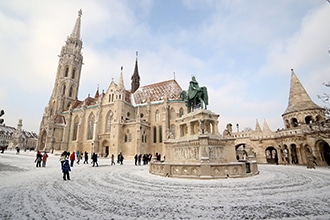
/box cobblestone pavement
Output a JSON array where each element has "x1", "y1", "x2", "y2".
[{"x1": 0, "y1": 151, "x2": 330, "y2": 219}]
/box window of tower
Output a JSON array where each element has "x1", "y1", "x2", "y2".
[
  {"x1": 305, "y1": 116, "x2": 313, "y2": 124},
  {"x1": 291, "y1": 118, "x2": 298, "y2": 127},
  {"x1": 72, "y1": 69, "x2": 75, "y2": 79},
  {"x1": 62, "y1": 85, "x2": 66, "y2": 96},
  {"x1": 64, "y1": 67, "x2": 69, "y2": 77},
  {"x1": 69, "y1": 86, "x2": 73, "y2": 97}
]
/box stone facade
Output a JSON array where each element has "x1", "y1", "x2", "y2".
[{"x1": 37, "y1": 11, "x2": 330, "y2": 167}]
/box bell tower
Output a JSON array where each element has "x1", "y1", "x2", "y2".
[
  {"x1": 49, "y1": 9, "x2": 83, "y2": 114},
  {"x1": 38, "y1": 10, "x2": 84, "y2": 151}
]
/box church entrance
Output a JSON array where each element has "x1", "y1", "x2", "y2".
[{"x1": 105, "y1": 146, "x2": 109, "y2": 158}]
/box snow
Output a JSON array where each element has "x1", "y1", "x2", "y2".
[{"x1": 1, "y1": 150, "x2": 330, "y2": 220}]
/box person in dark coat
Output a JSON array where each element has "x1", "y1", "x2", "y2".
[
  {"x1": 62, "y1": 159, "x2": 71, "y2": 180},
  {"x1": 134, "y1": 154, "x2": 138, "y2": 166},
  {"x1": 35, "y1": 150, "x2": 43, "y2": 167},
  {"x1": 84, "y1": 151, "x2": 88, "y2": 164},
  {"x1": 91, "y1": 153, "x2": 98, "y2": 167}
]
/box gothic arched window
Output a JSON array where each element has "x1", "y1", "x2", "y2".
[
  {"x1": 69, "y1": 86, "x2": 73, "y2": 97},
  {"x1": 72, "y1": 68, "x2": 75, "y2": 79},
  {"x1": 170, "y1": 108, "x2": 175, "y2": 120},
  {"x1": 170, "y1": 124, "x2": 175, "y2": 138},
  {"x1": 87, "y1": 114, "x2": 95, "y2": 140},
  {"x1": 62, "y1": 85, "x2": 66, "y2": 96},
  {"x1": 153, "y1": 126, "x2": 157, "y2": 143},
  {"x1": 105, "y1": 111, "x2": 113, "y2": 132},
  {"x1": 179, "y1": 108, "x2": 184, "y2": 117},
  {"x1": 159, "y1": 126, "x2": 162, "y2": 143},
  {"x1": 64, "y1": 67, "x2": 69, "y2": 77},
  {"x1": 72, "y1": 116, "x2": 79, "y2": 141},
  {"x1": 155, "y1": 110, "x2": 160, "y2": 122}
]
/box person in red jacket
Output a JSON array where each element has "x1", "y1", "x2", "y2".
[{"x1": 70, "y1": 151, "x2": 75, "y2": 167}]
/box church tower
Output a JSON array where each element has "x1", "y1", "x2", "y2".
[
  {"x1": 282, "y1": 69, "x2": 325, "y2": 128},
  {"x1": 37, "y1": 10, "x2": 83, "y2": 151},
  {"x1": 49, "y1": 9, "x2": 83, "y2": 113},
  {"x1": 131, "y1": 52, "x2": 140, "y2": 93}
]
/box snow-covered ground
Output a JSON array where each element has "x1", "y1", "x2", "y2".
[{"x1": 0, "y1": 150, "x2": 330, "y2": 220}]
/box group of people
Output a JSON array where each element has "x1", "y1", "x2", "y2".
[
  {"x1": 134, "y1": 153, "x2": 152, "y2": 166},
  {"x1": 34, "y1": 150, "x2": 48, "y2": 167}
]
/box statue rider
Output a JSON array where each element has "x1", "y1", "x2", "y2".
[{"x1": 188, "y1": 76, "x2": 201, "y2": 100}]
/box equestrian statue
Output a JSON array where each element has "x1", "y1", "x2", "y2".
[{"x1": 180, "y1": 76, "x2": 208, "y2": 113}]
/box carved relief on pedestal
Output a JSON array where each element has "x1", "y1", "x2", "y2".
[
  {"x1": 209, "y1": 146, "x2": 225, "y2": 160},
  {"x1": 173, "y1": 146, "x2": 199, "y2": 160}
]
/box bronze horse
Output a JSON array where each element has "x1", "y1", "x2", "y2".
[{"x1": 180, "y1": 87, "x2": 208, "y2": 113}]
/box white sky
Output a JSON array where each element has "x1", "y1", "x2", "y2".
[{"x1": 1, "y1": 0, "x2": 330, "y2": 133}]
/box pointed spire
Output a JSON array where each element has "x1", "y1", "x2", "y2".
[
  {"x1": 71, "y1": 9, "x2": 82, "y2": 39},
  {"x1": 255, "y1": 119, "x2": 262, "y2": 132},
  {"x1": 118, "y1": 66, "x2": 125, "y2": 89},
  {"x1": 94, "y1": 85, "x2": 99, "y2": 99},
  {"x1": 283, "y1": 69, "x2": 321, "y2": 115},
  {"x1": 131, "y1": 51, "x2": 140, "y2": 93},
  {"x1": 263, "y1": 119, "x2": 272, "y2": 133}
]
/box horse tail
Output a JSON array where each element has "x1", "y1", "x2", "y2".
[{"x1": 202, "y1": 87, "x2": 208, "y2": 105}]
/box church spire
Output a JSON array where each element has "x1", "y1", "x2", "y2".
[
  {"x1": 131, "y1": 51, "x2": 140, "y2": 93},
  {"x1": 71, "y1": 9, "x2": 82, "y2": 39},
  {"x1": 283, "y1": 69, "x2": 321, "y2": 115},
  {"x1": 118, "y1": 66, "x2": 125, "y2": 90}
]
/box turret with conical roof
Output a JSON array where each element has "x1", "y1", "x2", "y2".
[{"x1": 282, "y1": 69, "x2": 325, "y2": 128}]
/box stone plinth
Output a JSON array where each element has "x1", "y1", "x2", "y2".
[{"x1": 149, "y1": 110, "x2": 259, "y2": 179}]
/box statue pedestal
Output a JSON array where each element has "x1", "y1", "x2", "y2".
[{"x1": 149, "y1": 110, "x2": 259, "y2": 179}]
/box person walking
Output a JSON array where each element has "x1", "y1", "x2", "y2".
[
  {"x1": 134, "y1": 154, "x2": 138, "y2": 166},
  {"x1": 76, "y1": 151, "x2": 80, "y2": 165},
  {"x1": 111, "y1": 154, "x2": 115, "y2": 165},
  {"x1": 91, "y1": 153, "x2": 98, "y2": 167},
  {"x1": 70, "y1": 151, "x2": 75, "y2": 167},
  {"x1": 35, "y1": 150, "x2": 42, "y2": 168},
  {"x1": 84, "y1": 151, "x2": 89, "y2": 164},
  {"x1": 61, "y1": 159, "x2": 71, "y2": 180},
  {"x1": 119, "y1": 152, "x2": 124, "y2": 165},
  {"x1": 42, "y1": 152, "x2": 48, "y2": 167}
]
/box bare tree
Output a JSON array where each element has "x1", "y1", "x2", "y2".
[{"x1": 318, "y1": 82, "x2": 330, "y2": 119}]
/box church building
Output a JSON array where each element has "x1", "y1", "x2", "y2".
[{"x1": 37, "y1": 10, "x2": 184, "y2": 159}]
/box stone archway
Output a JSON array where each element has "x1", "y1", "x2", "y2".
[
  {"x1": 316, "y1": 140, "x2": 330, "y2": 166},
  {"x1": 235, "y1": 144, "x2": 247, "y2": 161},
  {"x1": 265, "y1": 146, "x2": 278, "y2": 164},
  {"x1": 290, "y1": 144, "x2": 298, "y2": 164}
]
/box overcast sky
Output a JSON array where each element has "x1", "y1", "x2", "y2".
[{"x1": 1, "y1": 0, "x2": 329, "y2": 133}]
